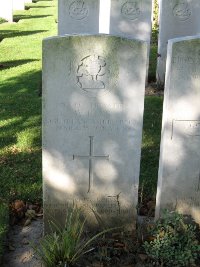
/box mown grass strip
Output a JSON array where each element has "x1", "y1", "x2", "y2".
[
  {"x1": 0, "y1": 0, "x2": 57, "y2": 203},
  {"x1": 0, "y1": 0, "x2": 57, "y2": 259}
]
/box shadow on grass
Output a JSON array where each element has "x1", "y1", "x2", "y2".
[
  {"x1": 32, "y1": 0, "x2": 52, "y2": 2},
  {"x1": 0, "y1": 149, "x2": 42, "y2": 202},
  {"x1": 0, "y1": 69, "x2": 42, "y2": 202},
  {"x1": 148, "y1": 45, "x2": 158, "y2": 83},
  {"x1": 139, "y1": 96, "x2": 163, "y2": 199},
  {"x1": 0, "y1": 0, "x2": 54, "y2": 204},
  {"x1": 0, "y1": 30, "x2": 48, "y2": 41},
  {"x1": 0, "y1": 59, "x2": 40, "y2": 70},
  {"x1": 29, "y1": 5, "x2": 52, "y2": 8},
  {"x1": 13, "y1": 14, "x2": 52, "y2": 22},
  {"x1": 0, "y1": 69, "x2": 42, "y2": 95},
  {"x1": 0, "y1": 18, "x2": 7, "y2": 24}
]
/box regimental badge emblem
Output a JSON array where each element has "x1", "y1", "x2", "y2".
[
  {"x1": 121, "y1": 1, "x2": 141, "y2": 20},
  {"x1": 173, "y1": 0, "x2": 191, "y2": 21},
  {"x1": 69, "y1": 0, "x2": 89, "y2": 20},
  {"x1": 77, "y1": 55, "x2": 107, "y2": 93}
]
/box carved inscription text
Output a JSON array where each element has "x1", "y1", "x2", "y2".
[{"x1": 171, "y1": 120, "x2": 200, "y2": 139}]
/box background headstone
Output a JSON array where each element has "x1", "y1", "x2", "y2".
[
  {"x1": 110, "y1": 0, "x2": 152, "y2": 82},
  {"x1": 110, "y1": 0, "x2": 152, "y2": 42},
  {"x1": 157, "y1": 0, "x2": 200, "y2": 85},
  {"x1": 43, "y1": 34, "x2": 147, "y2": 232},
  {"x1": 156, "y1": 36, "x2": 200, "y2": 224},
  {"x1": 58, "y1": 0, "x2": 100, "y2": 35},
  {"x1": 13, "y1": 0, "x2": 25, "y2": 10},
  {"x1": 0, "y1": 0, "x2": 13, "y2": 22}
]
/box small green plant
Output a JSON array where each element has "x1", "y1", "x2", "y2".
[
  {"x1": 143, "y1": 210, "x2": 200, "y2": 267},
  {"x1": 33, "y1": 205, "x2": 115, "y2": 267}
]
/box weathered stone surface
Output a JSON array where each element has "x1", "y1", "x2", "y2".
[
  {"x1": 0, "y1": 0, "x2": 13, "y2": 22},
  {"x1": 156, "y1": 36, "x2": 200, "y2": 224},
  {"x1": 43, "y1": 34, "x2": 147, "y2": 232},
  {"x1": 157, "y1": 0, "x2": 200, "y2": 85},
  {"x1": 110, "y1": 0, "x2": 152, "y2": 82},
  {"x1": 110, "y1": 0, "x2": 153, "y2": 41},
  {"x1": 58, "y1": 0, "x2": 152, "y2": 40},
  {"x1": 13, "y1": 0, "x2": 25, "y2": 11},
  {"x1": 58, "y1": 0, "x2": 100, "y2": 35}
]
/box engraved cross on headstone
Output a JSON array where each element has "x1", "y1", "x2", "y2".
[{"x1": 73, "y1": 136, "x2": 109, "y2": 193}]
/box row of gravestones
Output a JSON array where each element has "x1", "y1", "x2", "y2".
[
  {"x1": 0, "y1": 0, "x2": 32, "y2": 23},
  {"x1": 58, "y1": 0, "x2": 200, "y2": 85},
  {"x1": 41, "y1": 0, "x2": 200, "y2": 232},
  {"x1": 2, "y1": 0, "x2": 200, "y2": 86},
  {"x1": 157, "y1": 0, "x2": 200, "y2": 85},
  {"x1": 57, "y1": 0, "x2": 200, "y2": 86}
]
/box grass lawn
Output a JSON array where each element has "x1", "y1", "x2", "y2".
[
  {"x1": 140, "y1": 96, "x2": 163, "y2": 200},
  {"x1": 0, "y1": 0, "x2": 57, "y2": 260},
  {"x1": 0, "y1": 0, "x2": 162, "y2": 261},
  {"x1": 0, "y1": 0, "x2": 57, "y2": 201}
]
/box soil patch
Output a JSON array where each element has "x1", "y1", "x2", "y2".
[{"x1": 3, "y1": 218, "x2": 43, "y2": 267}]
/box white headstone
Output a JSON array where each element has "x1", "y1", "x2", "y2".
[
  {"x1": 110, "y1": 0, "x2": 152, "y2": 82},
  {"x1": 0, "y1": 0, "x2": 13, "y2": 22},
  {"x1": 156, "y1": 36, "x2": 200, "y2": 224},
  {"x1": 13, "y1": 0, "x2": 24, "y2": 10},
  {"x1": 110, "y1": 0, "x2": 152, "y2": 42},
  {"x1": 58, "y1": 0, "x2": 100, "y2": 35},
  {"x1": 43, "y1": 34, "x2": 147, "y2": 232},
  {"x1": 157, "y1": 0, "x2": 200, "y2": 85}
]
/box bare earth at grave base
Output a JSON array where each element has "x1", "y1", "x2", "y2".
[
  {"x1": 2, "y1": 217, "x2": 146, "y2": 267},
  {"x1": 3, "y1": 218, "x2": 43, "y2": 267},
  {"x1": 3, "y1": 213, "x2": 200, "y2": 267}
]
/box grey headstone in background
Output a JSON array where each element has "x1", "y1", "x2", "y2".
[
  {"x1": 0, "y1": 0, "x2": 13, "y2": 22},
  {"x1": 156, "y1": 36, "x2": 200, "y2": 224},
  {"x1": 43, "y1": 34, "x2": 147, "y2": 232},
  {"x1": 58, "y1": 0, "x2": 100, "y2": 35},
  {"x1": 157, "y1": 0, "x2": 200, "y2": 85},
  {"x1": 110, "y1": 0, "x2": 152, "y2": 42},
  {"x1": 13, "y1": 0, "x2": 25, "y2": 10},
  {"x1": 110, "y1": 0, "x2": 152, "y2": 82}
]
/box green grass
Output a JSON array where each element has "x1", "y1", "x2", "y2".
[
  {"x1": 0, "y1": 18, "x2": 7, "y2": 24},
  {"x1": 0, "y1": 0, "x2": 57, "y2": 203},
  {"x1": 141, "y1": 1, "x2": 162, "y2": 197},
  {"x1": 149, "y1": 0, "x2": 159, "y2": 82},
  {"x1": 0, "y1": 0, "x2": 57, "y2": 259},
  {"x1": 140, "y1": 96, "x2": 163, "y2": 199},
  {"x1": 149, "y1": 27, "x2": 159, "y2": 82},
  {"x1": 0, "y1": 0, "x2": 161, "y2": 258},
  {"x1": 148, "y1": 44, "x2": 158, "y2": 82}
]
